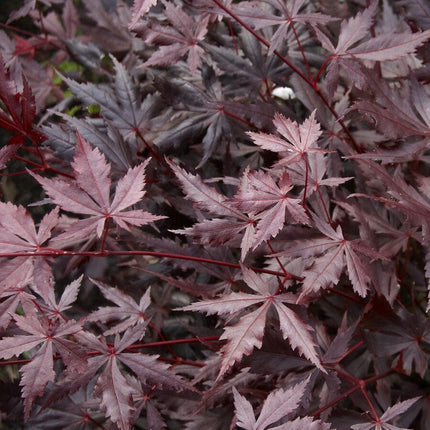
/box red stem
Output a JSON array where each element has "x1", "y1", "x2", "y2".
[
  {"x1": 311, "y1": 384, "x2": 360, "y2": 417},
  {"x1": 145, "y1": 319, "x2": 180, "y2": 359},
  {"x1": 123, "y1": 335, "x2": 220, "y2": 350},
  {"x1": 265, "y1": 240, "x2": 291, "y2": 286},
  {"x1": 99, "y1": 217, "x2": 111, "y2": 253},
  {"x1": 359, "y1": 380, "x2": 380, "y2": 422},
  {"x1": 84, "y1": 414, "x2": 105, "y2": 429},
  {"x1": 337, "y1": 340, "x2": 364, "y2": 363},
  {"x1": 311, "y1": 369, "x2": 394, "y2": 418},
  {"x1": 0, "y1": 336, "x2": 221, "y2": 367},
  {"x1": 13, "y1": 149, "x2": 74, "y2": 179},
  {"x1": 315, "y1": 55, "x2": 334, "y2": 84},
  {"x1": 226, "y1": 18, "x2": 239, "y2": 55},
  {"x1": 135, "y1": 128, "x2": 164, "y2": 166},
  {"x1": 12, "y1": 154, "x2": 43, "y2": 168},
  {"x1": 302, "y1": 154, "x2": 309, "y2": 209},
  {"x1": 0, "y1": 248, "x2": 303, "y2": 280},
  {"x1": 0, "y1": 22, "x2": 61, "y2": 48},
  {"x1": 158, "y1": 356, "x2": 205, "y2": 367},
  {"x1": 326, "y1": 287, "x2": 365, "y2": 304},
  {"x1": 290, "y1": 20, "x2": 313, "y2": 81},
  {"x1": 0, "y1": 168, "x2": 42, "y2": 177},
  {"x1": 220, "y1": 107, "x2": 259, "y2": 129}
]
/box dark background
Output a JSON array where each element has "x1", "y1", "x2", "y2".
[{"x1": 0, "y1": 1, "x2": 24, "y2": 24}]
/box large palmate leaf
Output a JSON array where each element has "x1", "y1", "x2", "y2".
[
  {"x1": 207, "y1": 31, "x2": 288, "y2": 100},
  {"x1": 50, "y1": 324, "x2": 196, "y2": 430},
  {"x1": 0, "y1": 203, "x2": 59, "y2": 301},
  {"x1": 61, "y1": 56, "x2": 160, "y2": 149},
  {"x1": 180, "y1": 266, "x2": 323, "y2": 379},
  {"x1": 32, "y1": 132, "x2": 165, "y2": 243},
  {"x1": 364, "y1": 307, "x2": 430, "y2": 377},
  {"x1": 42, "y1": 116, "x2": 135, "y2": 176},
  {"x1": 276, "y1": 214, "x2": 376, "y2": 298},
  {"x1": 231, "y1": 169, "x2": 309, "y2": 248},
  {"x1": 233, "y1": 376, "x2": 332, "y2": 430},
  {"x1": 315, "y1": 1, "x2": 430, "y2": 97},
  {"x1": 247, "y1": 110, "x2": 325, "y2": 166},
  {"x1": 0, "y1": 203, "x2": 58, "y2": 253},
  {"x1": 88, "y1": 279, "x2": 151, "y2": 335},
  {"x1": 351, "y1": 397, "x2": 421, "y2": 430},
  {"x1": 0, "y1": 313, "x2": 85, "y2": 418},
  {"x1": 133, "y1": 2, "x2": 208, "y2": 74},
  {"x1": 347, "y1": 74, "x2": 430, "y2": 139},
  {"x1": 353, "y1": 161, "x2": 430, "y2": 242},
  {"x1": 168, "y1": 159, "x2": 256, "y2": 259},
  {"x1": 153, "y1": 66, "x2": 249, "y2": 166},
  {"x1": 317, "y1": 1, "x2": 430, "y2": 61}
]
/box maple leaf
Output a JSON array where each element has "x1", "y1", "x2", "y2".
[
  {"x1": 40, "y1": 276, "x2": 83, "y2": 321},
  {"x1": 317, "y1": 0, "x2": 430, "y2": 61},
  {"x1": 60, "y1": 57, "x2": 161, "y2": 148},
  {"x1": 289, "y1": 152, "x2": 353, "y2": 199},
  {"x1": 207, "y1": 31, "x2": 288, "y2": 99},
  {"x1": 231, "y1": 169, "x2": 309, "y2": 249},
  {"x1": 0, "y1": 258, "x2": 35, "y2": 329},
  {"x1": 42, "y1": 116, "x2": 135, "y2": 176},
  {"x1": 233, "y1": 0, "x2": 337, "y2": 55},
  {"x1": 351, "y1": 397, "x2": 421, "y2": 430},
  {"x1": 0, "y1": 203, "x2": 59, "y2": 301},
  {"x1": 24, "y1": 384, "x2": 105, "y2": 430},
  {"x1": 180, "y1": 265, "x2": 323, "y2": 379},
  {"x1": 364, "y1": 308, "x2": 430, "y2": 377},
  {"x1": 275, "y1": 214, "x2": 376, "y2": 299},
  {"x1": 0, "y1": 202, "x2": 58, "y2": 253},
  {"x1": 0, "y1": 313, "x2": 86, "y2": 419},
  {"x1": 248, "y1": 111, "x2": 350, "y2": 204},
  {"x1": 31, "y1": 132, "x2": 165, "y2": 243},
  {"x1": 315, "y1": 1, "x2": 430, "y2": 97},
  {"x1": 88, "y1": 278, "x2": 151, "y2": 335},
  {"x1": 347, "y1": 74, "x2": 430, "y2": 139},
  {"x1": 0, "y1": 53, "x2": 44, "y2": 145},
  {"x1": 352, "y1": 161, "x2": 430, "y2": 242},
  {"x1": 154, "y1": 66, "x2": 248, "y2": 166},
  {"x1": 168, "y1": 159, "x2": 256, "y2": 260},
  {"x1": 247, "y1": 110, "x2": 325, "y2": 166},
  {"x1": 59, "y1": 324, "x2": 196, "y2": 430},
  {"x1": 133, "y1": 2, "x2": 209, "y2": 74},
  {"x1": 3, "y1": 0, "x2": 430, "y2": 426},
  {"x1": 233, "y1": 376, "x2": 332, "y2": 430}
]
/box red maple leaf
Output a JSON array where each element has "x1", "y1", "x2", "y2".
[
  {"x1": 0, "y1": 313, "x2": 86, "y2": 419},
  {"x1": 180, "y1": 265, "x2": 323, "y2": 379},
  {"x1": 31, "y1": 132, "x2": 166, "y2": 244}
]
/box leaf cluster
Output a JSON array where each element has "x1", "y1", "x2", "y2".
[{"x1": 0, "y1": 0, "x2": 430, "y2": 429}]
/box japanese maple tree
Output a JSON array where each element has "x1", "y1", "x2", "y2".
[{"x1": 0, "y1": 0, "x2": 430, "y2": 429}]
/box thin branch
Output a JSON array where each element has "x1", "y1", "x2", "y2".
[{"x1": 0, "y1": 248, "x2": 303, "y2": 280}]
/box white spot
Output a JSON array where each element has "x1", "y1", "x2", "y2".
[{"x1": 272, "y1": 86, "x2": 296, "y2": 100}]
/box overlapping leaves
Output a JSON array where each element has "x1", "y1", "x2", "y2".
[
  {"x1": 31, "y1": 132, "x2": 165, "y2": 243},
  {"x1": 180, "y1": 265, "x2": 324, "y2": 379}
]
